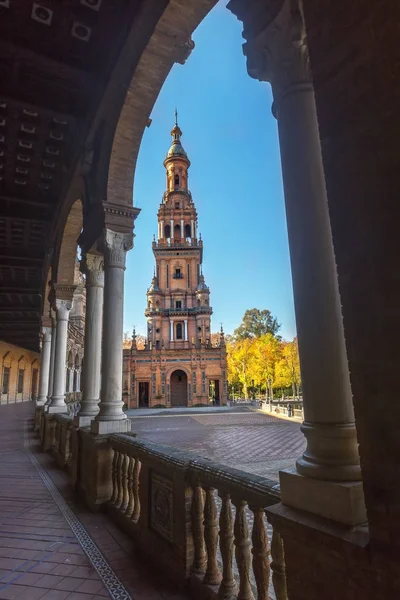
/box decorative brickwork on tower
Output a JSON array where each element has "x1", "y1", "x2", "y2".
[{"x1": 123, "y1": 115, "x2": 227, "y2": 409}]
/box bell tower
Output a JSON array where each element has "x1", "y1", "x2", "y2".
[
  {"x1": 124, "y1": 112, "x2": 227, "y2": 410},
  {"x1": 146, "y1": 111, "x2": 212, "y2": 349}
]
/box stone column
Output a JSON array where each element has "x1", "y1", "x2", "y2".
[
  {"x1": 68, "y1": 368, "x2": 73, "y2": 393},
  {"x1": 191, "y1": 219, "x2": 194, "y2": 238},
  {"x1": 46, "y1": 311, "x2": 57, "y2": 406},
  {"x1": 180, "y1": 218, "x2": 184, "y2": 239},
  {"x1": 37, "y1": 327, "x2": 51, "y2": 405},
  {"x1": 48, "y1": 299, "x2": 72, "y2": 413},
  {"x1": 170, "y1": 320, "x2": 174, "y2": 342},
  {"x1": 75, "y1": 254, "x2": 104, "y2": 426},
  {"x1": 76, "y1": 368, "x2": 81, "y2": 392},
  {"x1": 91, "y1": 230, "x2": 132, "y2": 434},
  {"x1": 230, "y1": 0, "x2": 364, "y2": 524},
  {"x1": 184, "y1": 319, "x2": 188, "y2": 341},
  {"x1": 161, "y1": 219, "x2": 164, "y2": 239}
]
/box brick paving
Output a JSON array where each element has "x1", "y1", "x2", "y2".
[
  {"x1": 0, "y1": 402, "x2": 189, "y2": 600},
  {"x1": 130, "y1": 409, "x2": 306, "y2": 481}
]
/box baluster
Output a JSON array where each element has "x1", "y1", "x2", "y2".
[
  {"x1": 233, "y1": 499, "x2": 254, "y2": 600},
  {"x1": 132, "y1": 458, "x2": 141, "y2": 522},
  {"x1": 203, "y1": 487, "x2": 222, "y2": 585},
  {"x1": 125, "y1": 456, "x2": 135, "y2": 518},
  {"x1": 110, "y1": 450, "x2": 119, "y2": 505},
  {"x1": 250, "y1": 506, "x2": 270, "y2": 600},
  {"x1": 218, "y1": 491, "x2": 237, "y2": 598},
  {"x1": 115, "y1": 452, "x2": 124, "y2": 509},
  {"x1": 65, "y1": 427, "x2": 72, "y2": 465},
  {"x1": 270, "y1": 528, "x2": 287, "y2": 600},
  {"x1": 120, "y1": 454, "x2": 129, "y2": 512},
  {"x1": 192, "y1": 484, "x2": 207, "y2": 574}
]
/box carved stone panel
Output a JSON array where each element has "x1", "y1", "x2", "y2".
[{"x1": 150, "y1": 471, "x2": 173, "y2": 542}]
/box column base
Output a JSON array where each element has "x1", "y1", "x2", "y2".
[
  {"x1": 47, "y1": 404, "x2": 68, "y2": 414},
  {"x1": 280, "y1": 468, "x2": 367, "y2": 526},
  {"x1": 91, "y1": 418, "x2": 131, "y2": 435},
  {"x1": 74, "y1": 415, "x2": 96, "y2": 427},
  {"x1": 296, "y1": 421, "x2": 362, "y2": 481}
]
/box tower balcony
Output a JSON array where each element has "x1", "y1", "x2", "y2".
[
  {"x1": 152, "y1": 238, "x2": 202, "y2": 250},
  {"x1": 145, "y1": 306, "x2": 213, "y2": 318}
]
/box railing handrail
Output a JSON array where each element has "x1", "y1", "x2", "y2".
[{"x1": 109, "y1": 434, "x2": 280, "y2": 506}]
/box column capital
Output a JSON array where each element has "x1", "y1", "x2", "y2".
[
  {"x1": 230, "y1": 0, "x2": 311, "y2": 110},
  {"x1": 41, "y1": 326, "x2": 52, "y2": 343},
  {"x1": 81, "y1": 253, "x2": 104, "y2": 287},
  {"x1": 54, "y1": 298, "x2": 73, "y2": 321},
  {"x1": 103, "y1": 229, "x2": 133, "y2": 270}
]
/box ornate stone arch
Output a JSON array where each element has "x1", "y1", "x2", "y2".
[
  {"x1": 53, "y1": 199, "x2": 83, "y2": 287},
  {"x1": 107, "y1": 0, "x2": 217, "y2": 208}
]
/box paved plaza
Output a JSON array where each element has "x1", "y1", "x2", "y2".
[{"x1": 128, "y1": 407, "x2": 306, "y2": 482}]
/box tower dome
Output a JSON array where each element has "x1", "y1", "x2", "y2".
[{"x1": 164, "y1": 109, "x2": 190, "y2": 167}]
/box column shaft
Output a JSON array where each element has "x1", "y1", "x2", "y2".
[
  {"x1": 48, "y1": 300, "x2": 72, "y2": 413},
  {"x1": 237, "y1": 0, "x2": 360, "y2": 482},
  {"x1": 92, "y1": 230, "x2": 132, "y2": 434},
  {"x1": 46, "y1": 316, "x2": 57, "y2": 405},
  {"x1": 76, "y1": 254, "x2": 104, "y2": 426},
  {"x1": 37, "y1": 327, "x2": 51, "y2": 405}
]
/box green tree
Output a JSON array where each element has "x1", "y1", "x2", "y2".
[{"x1": 234, "y1": 308, "x2": 281, "y2": 341}]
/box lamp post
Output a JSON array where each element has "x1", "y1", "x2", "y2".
[{"x1": 268, "y1": 378, "x2": 272, "y2": 410}]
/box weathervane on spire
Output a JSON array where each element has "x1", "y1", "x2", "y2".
[{"x1": 174, "y1": 107, "x2": 178, "y2": 126}]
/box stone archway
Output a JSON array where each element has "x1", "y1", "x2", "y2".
[{"x1": 170, "y1": 370, "x2": 188, "y2": 407}]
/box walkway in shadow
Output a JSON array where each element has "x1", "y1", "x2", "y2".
[{"x1": 0, "y1": 402, "x2": 188, "y2": 600}]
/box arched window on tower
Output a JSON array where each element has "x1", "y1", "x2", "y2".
[
  {"x1": 185, "y1": 224, "x2": 191, "y2": 238},
  {"x1": 176, "y1": 323, "x2": 183, "y2": 340},
  {"x1": 174, "y1": 224, "x2": 181, "y2": 239},
  {"x1": 164, "y1": 224, "x2": 171, "y2": 238},
  {"x1": 174, "y1": 174, "x2": 179, "y2": 188}
]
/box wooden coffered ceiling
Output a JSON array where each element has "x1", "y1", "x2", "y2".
[{"x1": 0, "y1": 0, "x2": 146, "y2": 351}]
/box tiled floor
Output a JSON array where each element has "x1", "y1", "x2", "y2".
[{"x1": 0, "y1": 402, "x2": 189, "y2": 600}]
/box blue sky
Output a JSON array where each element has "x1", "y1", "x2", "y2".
[{"x1": 124, "y1": 1, "x2": 296, "y2": 341}]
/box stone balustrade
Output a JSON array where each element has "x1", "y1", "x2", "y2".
[
  {"x1": 107, "y1": 434, "x2": 286, "y2": 599},
  {"x1": 38, "y1": 410, "x2": 287, "y2": 598}
]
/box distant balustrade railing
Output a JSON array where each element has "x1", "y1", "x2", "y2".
[{"x1": 108, "y1": 434, "x2": 286, "y2": 600}]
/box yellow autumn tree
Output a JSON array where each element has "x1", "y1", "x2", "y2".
[
  {"x1": 275, "y1": 338, "x2": 301, "y2": 398},
  {"x1": 252, "y1": 333, "x2": 282, "y2": 398},
  {"x1": 227, "y1": 338, "x2": 255, "y2": 398}
]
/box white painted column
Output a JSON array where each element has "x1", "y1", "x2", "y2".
[
  {"x1": 76, "y1": 254, "x2": 104, "y2": 426},
  {"x1": 92, "y1": 230, "x2": 132, "y2": 434},
  {"x1": 170, "y1": 219, "x2": 174, "y2": 240},
  {"x1": 48, "y1": 299, "x2": 72, "y2": 413},
  {"x1": 170, "y1": 319, "x2": 174, "y2": 342},
  {"x1": 76, "y1": 368, "x2": 81, "y2": 392},
  {"x1": 37, "y1": 327, "x2": 51, "y2": 406},
  {"x1": 184, "y1": 319, "x2": 188, "y2": 341},
  {"x1": 161, "y1": 219, "x2": 164, "y2": 239},
  {"x1": 68, "y1": 368, "x2": 73, "y2": 394},
  {"x1": 180, "y1": 219, "x2": 184, "y2": 239},
  {"x1": 237, "y1": 0, "x2": 364, "y2": 524},
  {"x1": 46, "y1": 312, "x2": 57, "y2": 406},
  {"x1": 190, "y1": 219, "x2": 194, "y2": 239}
]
